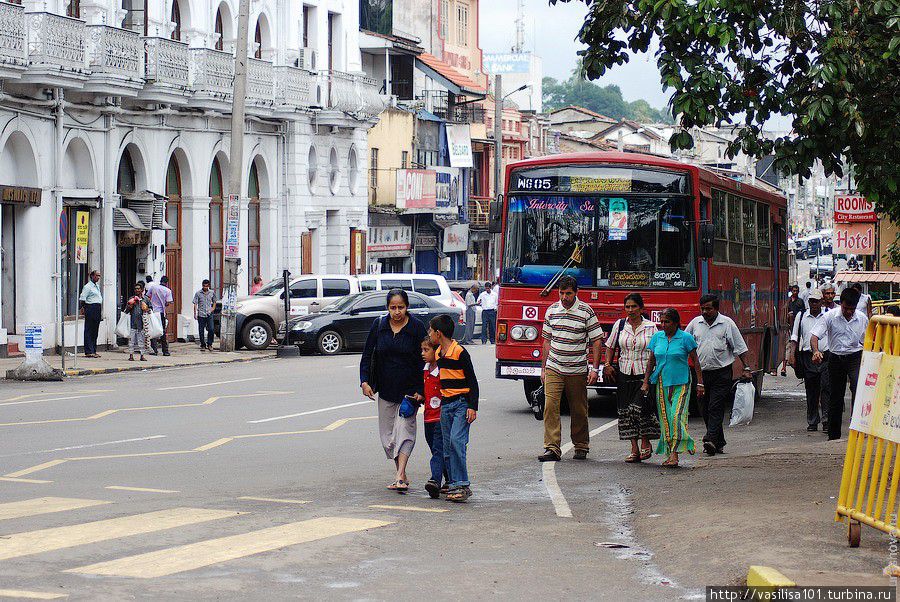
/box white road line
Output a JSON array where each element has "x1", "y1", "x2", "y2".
[
  {"x1": 544, "y1": 420, "x2": 619, "y2": 519},
  {"x1": 248, "y1": 400, "x2": 374, "y2": 424},
  {"x1": 157, "y1": 378, "x2": 262, "y2": 391},
  {"x1": 0, "y1": 435, "x2": 167, "y2": 459},
  {"x1": 0, "y1": 394, "x2": 104, "y2": 407}
]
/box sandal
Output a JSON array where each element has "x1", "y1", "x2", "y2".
[
  {"x1": 387, "y1": 481, "x2": 402, "y2": 491},
  {"x1": 395, "y1": 480, "x2": 409, "y2": 493},
  {"x1": 639, "y1": 448, "x2": 652, "y2": 461},
  {"x1": 624, "y1": 452, "x2": 641, "y2": 463}
]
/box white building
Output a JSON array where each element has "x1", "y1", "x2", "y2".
[{"x1": 0, "y1": 0, "x2": 385, "y2": 355}]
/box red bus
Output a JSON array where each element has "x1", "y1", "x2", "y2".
[{"x1": 492, "y1": 151, "x2": 789, "y2": 404}]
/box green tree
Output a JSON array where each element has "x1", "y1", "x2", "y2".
[{"x1": 553, "y1": 0, "x2": 900, "y2": 259}]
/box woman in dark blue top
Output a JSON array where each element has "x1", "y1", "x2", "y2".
[{"x1": 360, "y1": 289, "x2": 427, "y2": 492}]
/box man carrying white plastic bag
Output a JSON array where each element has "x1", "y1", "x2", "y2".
[{"x1": 729, "y1": 379, "x2": 755, "y2": 426}]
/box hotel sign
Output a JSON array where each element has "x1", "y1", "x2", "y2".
[{"x1": 1, "y1": 185, "x2": 41, "y2": 206}]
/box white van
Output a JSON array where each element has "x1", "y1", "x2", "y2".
[{"x1": 356, "y1": 274, "x2": 461, "y2": 310}]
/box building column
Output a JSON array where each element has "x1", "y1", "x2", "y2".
[
  {"x1": 101, "y1": 194, "x2": 118, "y2": 348},
  {"x1": 16, "y1": 196, "x2": 56, "y2": 348},
  {"x1": 180, "y1": 195, "x2": 210, "y2": 340}
]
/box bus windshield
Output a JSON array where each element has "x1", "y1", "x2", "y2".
[{"x1": 502, "y1": 195, "x2": 697, "y2": 289}]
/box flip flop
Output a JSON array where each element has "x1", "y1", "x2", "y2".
[
  {"x1": 387, "y1": 481, "x2": 402, "y2": 491},
  {"x1": 640, "y1": 448, "x2": 652, "y2": 461},
  {"x1": 624, "y1": 453, "x2": 641, "y2": 463},
  {"x1": 395, "y1": 480, "x2": 409, "y2": 493}
]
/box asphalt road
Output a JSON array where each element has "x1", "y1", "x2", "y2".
[{"x1": 0, "y1": 345, "x2": 690, "y2": 600}]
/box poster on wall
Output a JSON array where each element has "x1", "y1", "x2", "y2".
[
  {"x1": 609, "y1": 198, "x2": 629, "y2": 241},
  {"x1": 225, "y1": 194, "x2": 240, "y2": 259},
  {"x1": 446, "y1": 124, "x2": 473, "y2": 168},
  {"x1": 442, "y1": 224, "x2": 469, "y2": 253},
  {"x1": 434, "y1": 167, "x2": 462, "y2": 210},
  {"x1": 75, "y1": 211, "x2": 89, "y2": 264},
  {"x1": 396, "y1": 169, "x2": 437, "y2": 210}
]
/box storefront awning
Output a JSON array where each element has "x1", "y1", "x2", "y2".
[{"x1": 835, "y1": 271, "x2": 900, "y2": 284}]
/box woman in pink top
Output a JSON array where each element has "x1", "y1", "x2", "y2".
[
  {"x1": 603, "y1": 293, "x2": 659, "y2": 463},
  {"x1": 250, "y1": 275, "x2": 264, "y2": 295}
]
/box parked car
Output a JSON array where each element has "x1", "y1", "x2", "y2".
[
  {"x1": 281, "y1": 291, "x2": 464, "y2": 355},
  {"x1": 234, "y1": 275, "x2": 360, "y2": 350},
  {"x1": 357, "y1": 274, "x2": 457, "y2": 308}
]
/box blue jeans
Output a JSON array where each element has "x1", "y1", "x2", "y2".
[
  {"x1": 197, "y1": 315, "x2": 214, "y2": 347},
  {"x1": 423, "y1": 421, "x2": 448, "y2": 484},
  {"x1": 440, "y1": 398, "x2": 470, "y2": 488},
  {"x1": 481, "y1": 309, "x2": 496, "y2": 344}
]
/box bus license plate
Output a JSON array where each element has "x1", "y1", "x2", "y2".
[{"x1": 500, "y1": 365, "x2": 542, "y2": 377}]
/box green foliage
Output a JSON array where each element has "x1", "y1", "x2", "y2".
[
  {"x1": 542, "y1": 71, "x2": 673, "y2": 123},
  {"x1": 553, "y1": 0, "x2": 900, "y2": 262}
]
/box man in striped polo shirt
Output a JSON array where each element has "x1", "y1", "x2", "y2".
[{"x1": 539, "y1": 276, "x2": 604, "y2": 462}]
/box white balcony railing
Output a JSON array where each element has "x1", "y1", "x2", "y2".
[
  {"x1": 189, "y1": 47, "x2": 234, "y2": 101},
  {"x1": 246, "y1": 57, "x2": 274, "y2": 108},
  {"x1": 25, "y1": 11, "x2": 86, "y2": 74},
  {"x1": 273, "y1": 65, "x2": 316, "y2": 109},
  {"x1": 324, "y1": 70, "x2": 387, "y2": 118},
  {"x1": 144, "y1": 36, "x2": 189, "y2": 88},
  {"x1": 86, "y1": 24, "x2": 142, "y2": 82},
  {"x1": 0, "y1": 1, "x2": 27, "y2": 74}
]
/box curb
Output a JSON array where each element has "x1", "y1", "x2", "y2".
[
  {"x1": 60, "y1": 354, "x2": 277, "y2": 378},
  {"x1": 746, "y1": 566, "x2": 796, "y2": 588}
]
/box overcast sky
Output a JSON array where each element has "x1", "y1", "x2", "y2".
[{"x1": 478, "y1": 0, "x2": 670, "y2": 109}]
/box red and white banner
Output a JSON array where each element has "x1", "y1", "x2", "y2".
[
  {"x1": 834, "y1": 195, "x2": 876, "y2": 223},
  {"x1": 396, "y1": 169, "x2": 437, "y2": 210},
  {"x1": 834, "y1": 222, "x2": 876, "y2": 255}
]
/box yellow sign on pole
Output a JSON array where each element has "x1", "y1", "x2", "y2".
[{"x1": 75, "y1": 211, "x2": 89, "y2": 264}]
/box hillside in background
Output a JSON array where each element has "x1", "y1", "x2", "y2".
[{"x1": 543, "y1": 73, "x2": 673, "y2": 124}]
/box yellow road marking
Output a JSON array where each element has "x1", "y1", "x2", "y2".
[
  {"x1": 0, "y1": 392, "x2": 290, "y2": 429},
  {"x1": 68, "y1": 517, "x2": 392, "y2": 578},
  {"x1": 3, "y1": 415, "x2": 378, "y2": 479},
  {"x1": 193, "y1": 437, "x2": 234, "y2": 452},
  {"x1": 157, "y1": 377, "x2": 263, "y2": 391},
  {"x1": 105, "y1": 486, "x2": 179, "y2": 494},
  {"x1": 0, "y1": 394, "x2": 104, "y2": 407},
  {"x1": 0, "y1": 589, "x2": 68, "y2": 600},
  {"x1": 368, "y1": 504, "x2": 449, "y2": 513},
  {"x1": 0, "y1": 477, "x2": 53, "y2": 484},
  {"x1": 0, "y1": 508, "x2": 241, "y2": 561},
  {"x1": 0, "y1": 497, "x2": 110, "y2": 521},
  {"x1": 237, "y1": 497, "x2": 311, "y2": 505}
]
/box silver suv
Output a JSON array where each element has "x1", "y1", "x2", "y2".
[{"x1": 235, "y1": 275, "x2": 360, "y2": 349}]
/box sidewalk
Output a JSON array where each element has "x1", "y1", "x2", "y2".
[
  {"x1": 1, "y1": 342, "x2": 276, "y2": 378},
  {"x1": 580, "y1": 374, "x2": 896, "y2": 589}
]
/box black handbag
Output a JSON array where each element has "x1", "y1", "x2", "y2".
[{"x1": 530, "y1": 385, "x2": 545, "y2": 421}]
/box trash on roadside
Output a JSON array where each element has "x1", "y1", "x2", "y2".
[{"x1": 594, "y1": 542, "x2": 630, "y2": 549}]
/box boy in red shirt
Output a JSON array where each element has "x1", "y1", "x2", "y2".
[{"x1": 417, "y1": 337, "x2": 448, "y2": 498}]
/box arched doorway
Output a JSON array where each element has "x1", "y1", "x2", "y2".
[
  {"x1": 170, "y1": 0, "x2": 182, "y2": 41},
  {"x1": 116, "y1": 147, "x2": 138, "y2": 308},
  {"x1": 209, "y1": 157, "x2": 224, "y2": 295},
  {"x1": 248, "y1": 162, "x2": 261, "y2": 289},
  {"x1": 164, "y1": 155, "x2": 183, "y2": 340}
]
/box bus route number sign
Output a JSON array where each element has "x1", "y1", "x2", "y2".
[{"x1": 516, "y1": 176, "x2": 553, "y2": 191}]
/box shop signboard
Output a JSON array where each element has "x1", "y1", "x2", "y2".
[
  {"x1": 396, "y1": 169, "x2": 437, "y2": 210},
  {"x1": 368, "y1": 226, "x2": 412, "y2": 252},
  {"x1": 446, "y1": 124, "x2": 473, "y2": 168},
  {"x1": 834, "y1": 195, "x2": 876, "y2": 223},
  {"x1": 434, "y1": 167, "x2": 462, "y2": 210},
  {"x1": 834, "y1": 222, "x2": 876, "y2": 255},
  {"x1": 442, "y1": 224, "x2": 469, "y2": 253},
  {"x1": 1, "y1": 185, "x2": 41, "y2": 207}
]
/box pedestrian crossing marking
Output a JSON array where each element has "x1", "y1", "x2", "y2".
[
  {"x1": 237, "y1": 497, "x2": 311, "y2": 505},
  {"x1": 0, "y1": 477, "x2": 53, "y2": 484},
  {"x1": 0, "y1": 497, "x2": 110, "y2": 521},
  {"x1": 0, "y1": 507, "x2": 241, "y2": 561},
  {"x1": 0, "y1": 589, "x2": 68, "y2": 600},
  {"x1": 368, "y1": 504, "x2": 449, "y2": 513},
  {"x1": 105, "y1": 486, "x2": 179, "y2": 494},
  {"x1": 67, "y1": 516, "x2": 393, "y2": 578}
]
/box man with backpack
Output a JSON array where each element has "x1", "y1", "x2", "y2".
[{"x1": 790, "y1": 289, "x2": 830, "y2": 432}]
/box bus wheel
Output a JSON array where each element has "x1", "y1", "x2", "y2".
[
  {"x1": 753, "y1": 370, "x2": 765, "y2": 405},
  {"x1": 523, "y1": 378, "x2": 541, "y2": 405}
]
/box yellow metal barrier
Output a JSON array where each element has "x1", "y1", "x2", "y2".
[{"x1": 836, "y1": 315, "x2": 900, "y2": 546}]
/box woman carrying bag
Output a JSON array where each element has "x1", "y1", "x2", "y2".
[
  {"x1": 603, "y1": 293, "x2": 659, "y2": 463},
  {"x1": 360, "y1": 289, "x2": 428, "y2": 493}
]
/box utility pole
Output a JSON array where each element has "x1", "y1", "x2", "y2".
[{"x1": 220, "y1": 0, "x2": 250, "y2": 352}]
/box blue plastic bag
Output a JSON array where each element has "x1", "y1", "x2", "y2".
[{"x1": 399, "y1": 396, "x2": 417, "y2": 418}]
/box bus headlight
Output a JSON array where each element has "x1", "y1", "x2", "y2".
[{"x1": 510, "y1": 325, "x2": 539, "y2": 341}]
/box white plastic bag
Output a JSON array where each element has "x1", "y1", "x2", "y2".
[
  {"x1": 729, "y1": 381, "x2": 755, "y2": 426},
  {"x1": 115, "y1": 313, "x2": 131, "y2": 338},
  {"x1": 147, "y1": 312, "x2": 164, "y2": 340}
]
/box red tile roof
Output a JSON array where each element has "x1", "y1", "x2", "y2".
[
  {"x1": 417, "y1": 53, "x2": 486, "y2": 94},
  {"x1": 550, "y1": 105, "x2": 616, "y2": 123}
]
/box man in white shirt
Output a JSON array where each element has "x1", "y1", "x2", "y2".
[
  {"x1": 799, "y1": 281, "x2": 813, "y2": 309},
  {"x1": 850, "y1": 283, "x2": 872, "y2": 318},
  {"x1": 78, "y1": 270, "x2": 103, "y2": 358},
  {"x1": 685, "y1": 294, "x2": 751, "y2": 455},
  {"x1": 790, "y1": 289, "x2": 829, "y2": 432},
  {"x1": 477, "y1": 281, "x2": 498, "y2": 344},
  {"x1": 811, "y1": 287, "x2": 868, "y2": 440}
]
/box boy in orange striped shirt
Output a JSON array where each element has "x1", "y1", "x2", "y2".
[{"x1": 429, "y1": 315, "x2": 479, "y2": 503}]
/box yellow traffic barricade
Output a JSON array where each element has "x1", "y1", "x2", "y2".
[{"x1": 836, "y1": 315, "x2": 900, "y2": 547}]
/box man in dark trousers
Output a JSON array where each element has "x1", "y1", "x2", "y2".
[
  {"x1": 685, "y1": 294, "x2": 752, "y2": 455},
  {"x1": 811, "y1": 287, "x2": 868, "y2": 440},
  {"x1": 78, "y1": 270, "x2": 103, "y2": 358},
  {"x1": 790, "y1": 289, "x2": 830, "y2": 431},
  {"x1": 148, "y1": 276, "x2": 174, "y2": 356}
]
